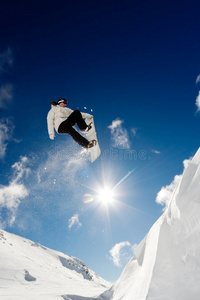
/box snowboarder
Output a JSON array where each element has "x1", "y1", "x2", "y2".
[{"x1": 47, "y1": 98, "x2": 97, "y2": 148}]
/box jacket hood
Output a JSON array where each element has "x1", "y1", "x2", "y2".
[{"x1": 51, "y1": 104, "x2": 59, "y2": 110}]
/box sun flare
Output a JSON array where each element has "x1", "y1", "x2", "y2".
[{"x1": 98, "y1": 187, "x2": 114, "y2": 205}]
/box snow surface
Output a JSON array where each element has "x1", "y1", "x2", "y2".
[
  {"x1": 0, "y1": 229, "x2": 110, "y2": 299},
  {"x1": 101, "y1": 147, "x2": 200, "y2": 300},
  {"x1": 1, "y1": 147, "x2": 200, "y2": 299}
]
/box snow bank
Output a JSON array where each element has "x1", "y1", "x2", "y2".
[
  {"x1": 105, "y1": 147, "x2": 200, "y2": 300},
  {"x1": 0, "y1": 230, "x2": 110, "y2": 299}
]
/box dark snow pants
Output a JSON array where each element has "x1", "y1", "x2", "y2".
[{"x1": 58, "y1": 110, "x2": 89, "y2": 148}]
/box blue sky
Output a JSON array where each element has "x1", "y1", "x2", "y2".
[{"x1": 1, "y1": 0, "x2": 200, "y2": 282}]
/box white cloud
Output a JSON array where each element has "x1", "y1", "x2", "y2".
[
  {"x1": 0, "y1": 183, "x2": 28, "y2": 226},
  {"x1": 155, "y1": 174, "x2": 181, "y2": 208},
  {"x1": 0, "y1": 84, "x2": 13, "y2": 109},
  {"x1": 182, "y1": 158, "x2": 191, "y2": 169},
  {"x1": 109, "y1": 241, "x2": 134, "y2": 267},
  {"x1": 156, "y1": 158, "x2": 192, "y2": 208},
  {"x1": 68, "y1": 214, "x2": 82, "y2": 230},
  {"x1": 0, "y1": 118, "x2": 14, "y2": 159},
  {"x1": 109, "y1": 119, "x2": 123, "y2": 130},
  {"x1": 195, "y1": 91, "x2": 200, "y2": 113},
  {"x1": 151, "y1": 149, "x2": 161, "y2": 154},
  {"x1": 196, "y1": 74, "x2": 200, "y2": 84},
  {"x1": 0, "y1": 157, "x2": 29, "y2": 227},
  {"x1": 108, "y1": 118, "x2": 130, "y2": 149},
  {"x1": 0, "y1": 48, "x2": 13, "y2": 74}
]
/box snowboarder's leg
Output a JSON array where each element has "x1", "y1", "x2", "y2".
[
  {"x1": 66, "y1": 127, "x2": 90, "y2": 148},
  {"x1": 66, "y1": 110, "x2": 88, "y2": 131},
  {"x1": 58, "y1": 120, "x2": 89, "y2": 148}
]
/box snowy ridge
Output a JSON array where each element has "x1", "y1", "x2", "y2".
[
  {"x1": 102, "y1": 147, "x2": 200, "y2": 300},
  {"x1": 0, "y1": 230, "x2": 110, "y2": 299}
]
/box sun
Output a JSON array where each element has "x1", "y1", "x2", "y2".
[
  {"x1": 83, "y1": 186, "x2": 116, "y2": 207},
  {"x1": 97, "y1": 187, "x2": 114, "y2": 205}
]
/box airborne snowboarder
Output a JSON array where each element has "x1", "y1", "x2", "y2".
[{"x1": 47, "y1": 98, "x2": 97, "y2": 148}]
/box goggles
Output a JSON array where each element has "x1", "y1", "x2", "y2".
[{"x1": 58, "y1": 98, "x2": 67, "y2": 104}]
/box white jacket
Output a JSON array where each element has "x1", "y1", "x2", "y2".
[{"x1": 47, "y1": 105, "x2": 93, "y2": 140}]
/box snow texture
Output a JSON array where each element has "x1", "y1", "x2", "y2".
[
  {"x1": 0, "y1": 230, "x2": 110, "y2": 299},
  {"x1": 103, "y1": 147, "x2": 200, "y2": 300},
  {"x1": 1, "y1": 147, "x2": 200, "y2": 299}
]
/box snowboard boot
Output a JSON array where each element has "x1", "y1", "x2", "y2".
[
  {"x1": 85, "y1": 122, "x2": 93, "y2": 132},
  {"x1": 87, "y1": 140, "x2": 97, "y2": 148}
]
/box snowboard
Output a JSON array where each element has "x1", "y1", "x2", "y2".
[{"x1": 85, "y1": 117, "x2": 101, "y2": 162}]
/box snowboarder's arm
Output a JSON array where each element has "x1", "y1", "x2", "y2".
[{"x1": 47, "y1": 110, "x2": 55, "y2": 140}]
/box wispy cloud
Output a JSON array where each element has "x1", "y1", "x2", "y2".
[
  {"x1": 156, "y1": 158, "x2": 191, "y2": 208},
  {"x1": 0, "y1": 118, "x2": 15, "y2": 159},
  {"x1": 151, "y1": 149, "x2": 161, "y2": 154},
  {"x1": 108, "y1": 118, "x2": 130, "y2": 149},
  {"x1": 0, "y1": 156, "x2": 29, "y2": 227},
  {"x1": 0, "y1": 48, "x2": 13, "y2": 74},
  {"x1": 130, "y1": 128, "x2": 137, "y2": 137},
  {"x1": 109, "y1": 241, "x2": 136, "y2": 267},
  {"x1": 195, "y1": 91, "x2": 200, "y2": 113},
  {"x1": 0, "y1": 48, "x2": 14, "y2": 109},
  {"x1": 195, "y1": 75, "x2": 200, "y2": 113},
  {"x1": 11, "y1": 156, "x2": 30, "y2": 183},
  {"x1": 68, "y1": 214, "x2": 82, "y2": 230},
  {"x1": 0, "y1": 84, "x2": 13, "y2": 109},
  {"x1": 196, "y1": 74, "x2": 200, "y2": 84}
]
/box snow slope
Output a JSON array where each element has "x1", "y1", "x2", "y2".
[
  {"x1": 0, "y1": 229, "x2": 110, "y2": 300},
  {"x1": 102, "y1": 147, "x2": 200, "y2": 300}
]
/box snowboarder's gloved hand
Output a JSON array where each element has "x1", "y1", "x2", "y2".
[{"x1": 49, "y1": 134, "x2": 55, "y2": 140}]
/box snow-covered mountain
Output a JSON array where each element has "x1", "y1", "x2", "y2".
[
  {"x1": 0, "y1": 229, "x2": 110, "y2": 300},
  {"x1": 101, "y1": 147, "x2": 200, "y2": 300}
]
